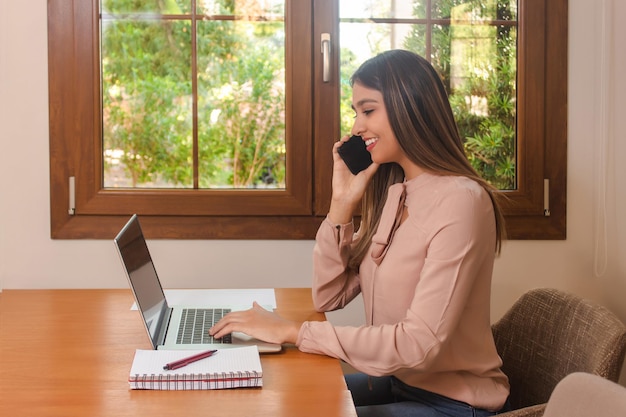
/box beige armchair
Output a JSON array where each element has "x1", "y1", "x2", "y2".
[
  {"x1": 542, "y1": 372, "x2": 626, "y2": 417},
  {"x1": 492, "y1": 288, "x2": 626, "y2": 417}
]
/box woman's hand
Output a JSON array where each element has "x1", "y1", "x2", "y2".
[
  {"x1": 209, "y1": 302, "x2": 302, "y2": 345},
  {"x1": 329, "y1": 135, "x2": 379, "y2": 224}
]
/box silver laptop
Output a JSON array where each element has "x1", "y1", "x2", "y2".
[{"x1": 114, "y1": 214, "x2": 281, "y2": 353}]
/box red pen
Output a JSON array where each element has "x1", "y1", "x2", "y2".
[{"x1": 163, "y1": 349, "x2": 218, "y2": 370}]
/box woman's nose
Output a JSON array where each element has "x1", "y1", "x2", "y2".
[{"x1": 351, "y1": 121, "x2": 364, "y2": 137}]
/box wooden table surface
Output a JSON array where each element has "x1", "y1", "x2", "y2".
[{"x1": 0, "y1": 288, "x2": 356, "y2": 417}]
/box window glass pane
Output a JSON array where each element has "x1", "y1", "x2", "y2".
[
  {"x1": 101, "y1": 18, "x2": 193, "y2": 188},
  {"x1": 431, "y1": 0, "x2": 517, "y2": 21},
  {"x1": 339, "y1": 0, "x2": 517, "y2": 190},
  {"x1": 339, "y1": 0, "x2": 423, "y2": 19},
  {"x1": 101, "y1": 0, "x2": 285, "y2": 189},
  {"x1": 197, "y1": 0, "x2": 283, "y2": 17},
  {"x1": 103, "y1": 0, "x2": 191, "y2": 14},
  {"x1": 196, "y1": 18, "x2": 285, "y2": 189}
]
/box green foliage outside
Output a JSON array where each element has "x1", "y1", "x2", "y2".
[
  {"x1": 101, "y1": 0, "x2": 285, "y2": 188},
  {"x1": 102, "y1": 0, "x2": 515, "y2": 190},
  {"x1": 340, "y1": 0, "x2": 517, "y2": 189},
  {"x1": 196, "y1": 20, "x2": 286, "y2": 188}
]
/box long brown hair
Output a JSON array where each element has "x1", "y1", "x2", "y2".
[{"x1": 348, "y1": 50, "x2": 506, "y2": 270}]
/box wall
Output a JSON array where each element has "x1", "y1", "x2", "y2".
[{"x1": 1, "y1": 0, "x2": 625, "y2": 381}]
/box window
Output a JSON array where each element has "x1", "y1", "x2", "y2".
[
  {"x1": 48, "y1": 0, "x2": 566, "y2": 239},
  {"x1": 338, "y1": 1, "x2": 518, "y2": 189},
  {"x1": 101, "y1": 1, "x2": 288, "y2": 190}
]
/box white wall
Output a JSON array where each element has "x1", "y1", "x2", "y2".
[{"x1": 1, "y1": 0, "x2": 625, "y2": 381}]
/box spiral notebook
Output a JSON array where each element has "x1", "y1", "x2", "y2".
[{"x1": 129, "y1": 345, "x2": 263, "y2": 390}]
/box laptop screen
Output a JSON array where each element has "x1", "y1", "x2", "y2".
[{"x1": 114, "y1": 215, "x2": 168, "y2": 348}]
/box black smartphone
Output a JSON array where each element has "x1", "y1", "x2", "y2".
[{"x1": 337, "y1": 135, "x2": 373, "y2": 175}]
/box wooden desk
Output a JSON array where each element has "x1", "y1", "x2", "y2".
[{"x1": 0, "y1": 288, "x2": 356, "y2": 417}]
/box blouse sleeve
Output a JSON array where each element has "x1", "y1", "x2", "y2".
[{"x1": 310, "y1": 216, "x2": 362, "y2": 312}]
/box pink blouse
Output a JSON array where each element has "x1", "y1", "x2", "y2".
[{"x1": 296, "y1": 172, "x2": 509, "y2": 411}]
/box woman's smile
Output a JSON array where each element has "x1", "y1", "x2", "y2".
[{"x1": 364, "y1": 137, "x2": 378, "y2": 151}]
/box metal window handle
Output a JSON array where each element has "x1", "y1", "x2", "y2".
[{"x1": 321, "y1": 33, "x2": 331, "y2": 83}]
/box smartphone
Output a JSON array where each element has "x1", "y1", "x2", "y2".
[{"x1": 337, "y1": 135, "x2": 373, "y2": 175}]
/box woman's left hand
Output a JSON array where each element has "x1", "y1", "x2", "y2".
[{"x1": 209, "y1": 302, "x2": 302, "y2": 345}]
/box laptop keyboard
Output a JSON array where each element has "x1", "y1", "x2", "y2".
[{"x1": 176, "y1": 308, "x2": 232, "y2": 345}]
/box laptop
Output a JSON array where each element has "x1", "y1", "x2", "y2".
[{"x1": 114, "y1": 214, "x2": 282, "y2": 353}]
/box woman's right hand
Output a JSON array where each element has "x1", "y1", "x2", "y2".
[{"x1": 328, "y1": 135, "x2": 379, "y2": 224}]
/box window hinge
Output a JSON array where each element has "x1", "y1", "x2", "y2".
[
  {"x1": 68, "y1": 176, "x2": 76, "y2": 215},
  {"x1": 543, "y1": 178, "x2": 550, "y2": 217}
]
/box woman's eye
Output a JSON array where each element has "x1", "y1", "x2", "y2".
[{"x1": 352, "y1": 109, "x2": 373, "y2": 118}]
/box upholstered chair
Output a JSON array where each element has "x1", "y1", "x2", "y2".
[{"x1": 492, "y1": 288, "x2": 626, "y2": 417}]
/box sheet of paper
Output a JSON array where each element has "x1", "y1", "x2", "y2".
[
  {"x1": 131, "y1": 288, "x2": 276, "y2": 310},
  {"x1": 130, "y1": 345, "x2": 262, "y2": 376}
]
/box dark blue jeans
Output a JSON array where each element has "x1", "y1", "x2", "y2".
[{"x1": 345, "y1": 373, "x2": 509, "y2": 417}]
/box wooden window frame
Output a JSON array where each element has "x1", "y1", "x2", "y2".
[{"x1": 48, "y1": 0, "x2": 566, "y2": 240}]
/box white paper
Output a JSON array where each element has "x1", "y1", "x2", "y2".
[{"x1": 130, "y1": 346, "x2": 262, "y2": 376}]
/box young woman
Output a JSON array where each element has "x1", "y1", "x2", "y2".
[{"x1": 211, "y1": 50, "x2": 510, "y2": 416}]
